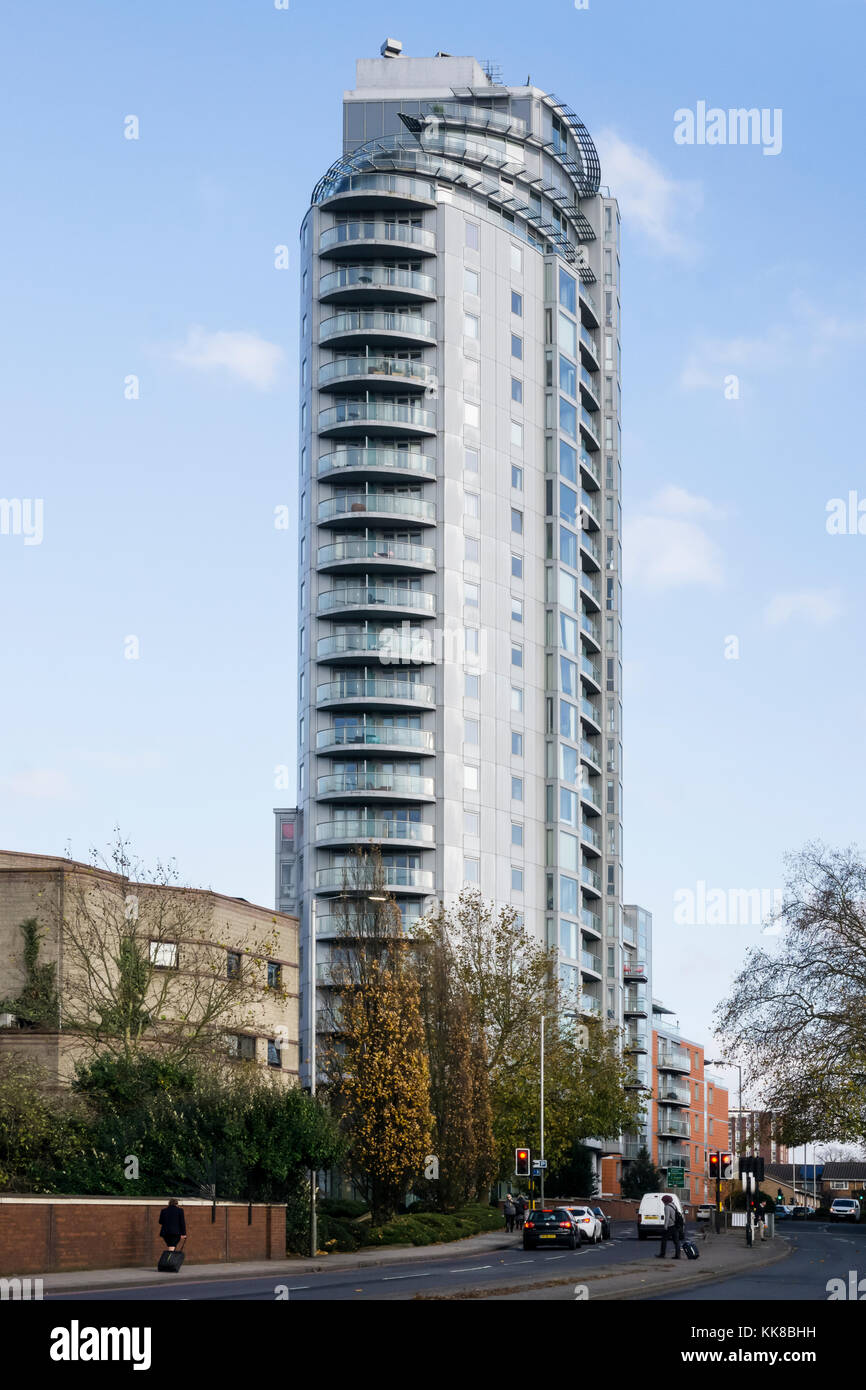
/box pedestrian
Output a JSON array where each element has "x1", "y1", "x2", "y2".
[
  {"x1": 503, "y1": 1194, "x2": 516, "y2": 1233},
  {"x1": 158, "y1": 1197, "x2": 186, "y2": 1252},
  {"x1": 753, "y1": 1199, "x2": 766, "y2": 1241},
  {"x1": 515, "y1": 1194, "x2": 526, "y2": 1230},
  {"x1": 655, "y1": 1194, "x2": 683, "y2": 1260}
]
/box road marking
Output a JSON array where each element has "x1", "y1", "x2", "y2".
[
  {"x1": 286, "y1": 1285, "x2": 312, "y2": 1291},
  {"x1": 381, "y1": 1272, "x2": 433, "y2": 1282},
  {"x1": 450, "y1": 1264, "x2": 492, "y2": 1272}
]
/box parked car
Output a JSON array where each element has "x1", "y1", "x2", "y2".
[
  {"x1": 522, "y1": 1207, "x2": 582, "y2": 1250},
  {"x1": 774, "y1": 1204, "x2": 791, "y2": 1220},
  {"x1": 790, "y1": 1205, "x2": 808, "y2": 1220},
  {"x1": 696, "y1": 1204, "x2": 713, "y2": 1222},
  {"x1": 636, "y1": 1191, "x2": 684, "y2": 1240},
  {"x1": 591, "y1": 1206, "x2": 611, "y2": 1240},
  {"x1": 564, "y1": 1205, "x2": 603, "y2": 1244},
  {"x1": 830, "y1": 1198, "x2": 861, "y2": 1223}
]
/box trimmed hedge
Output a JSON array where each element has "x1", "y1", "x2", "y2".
[{"x1": 317, "y1": 1202, "x2": 502, "y2": 1253}]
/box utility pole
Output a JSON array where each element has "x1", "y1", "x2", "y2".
[
  {"x1": 309, "y1": 894, "x2": 317, "y2": 1259},
  {"x1": 540, "y1": 1014, "x2": 546, "y2": 1207}
]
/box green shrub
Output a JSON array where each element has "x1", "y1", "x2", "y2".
[{"x1": 318, "y1": 1197, "x2": 369, "y2": 1220}]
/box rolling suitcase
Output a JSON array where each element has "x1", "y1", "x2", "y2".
[
  {"x1": 681, "y1": 1240, "x2": 699, "y2": 1260},
  {"x1": 158, "y1": 1238, "x2": 186, "y2": 1273}
]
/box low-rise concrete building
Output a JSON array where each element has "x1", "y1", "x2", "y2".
[{"x1": 0, "y1": 851, "x2": 299, "y2": 1085}]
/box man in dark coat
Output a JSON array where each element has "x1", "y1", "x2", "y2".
[
  {"x1": 656, "y1": 1194, "x2": 683, "y2": 1259},
  {"x1": 158, "y1": 1198, "x2": 187, "y2": 1251}
]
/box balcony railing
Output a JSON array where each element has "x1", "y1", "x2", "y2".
[
  {"x1": 623, "y1": 961, "x2": 647, "y2": 979},
  {"x1": 658, "y1": 1080, "x2": 691, "y2": 1105},
  {"x1": 580, "y1": 697, "x2": 601, "y2": 726},
  {"x1": 580, "y1": 822, "x2": 601, "y2": 851},
  {"x1": 320, "y1": 266, "x2": 436, "y2": 297},
  {"x1": 316, "y1": 677, "x2": 434, "y2": 706},
  {"x1": 579, "y1": 451, "x2": 600, "y2": 486},
  {"x1": 317, "y1": 491, "x2": 436, "y2": 523},
  {"x1": 580, "y1": 324, "x2": 599, "y2": 357},
  {"x1": 580, "y1": 865, "x2": 601, "y2": 892},
  {"x1": 317, "y1": 539, "x2": 435, "y2": 567},
  {"x1": 580, "y1": 738, "x2": 601, "y2": 767},
  {"x1": 317, "y1": 357, "x2": 435, "y2": 389},
  {"x1": 580, "y1": 530, "x2": 600, "y2": 563},
  {"x1": 315, "y1": 866, "x2": 434, "y2": 892},
  {"x1": 316, "y1": 772, "x2": 435, "y2": 797},
  {"x1": 319, "y1": 221, "x2": 437, "y2": 254},
  {"x1": 319, "y1": 172, "x2": 437, "y2": 203},
  {"x1": 625, "y1": 1032, "x2": 647, "y2": 1052},
  {"x1": 579, "y1": 571, "x2": 600, "y2": 601},
  {"x1": 320, "y1": 311, "x2": 435, "y2": 341},
  {"x1": 315, "y1": 631, "x2": 432, "y2": 662},
  {"x1": 318, "y1": 449, "x2": 435, "y2": 479},
  {"x1": 581, "y1": 906, "x2": 601, "y2": 933},
  {"x1": 580, "y1": 994, "x2": 601, "y2": 1016},
  {"x1": 317, "y1": 403, "x2": 436, "y2": 435},
  {"x1": 318, "y1": 585, "x2": 435, "y2": 616},
  {"x1": 657, "y1": 1046, "x2": 691, "y2": 1073},
  {"x1": 580, "y1": 654, "x2": 601, "y2": 684},
  {"x1": 580, "y1": 948, "x2": 601, "y2": 973},
  {"x1": 315, "y1": 819, "x2": 434, "y2": 844},
  {"x1": 657, "y1": 1114, "x2": 691, "y2": 1139},
  {"x1": 580, "y1": 612, "x2": 600, "y2": 643},
  {"x1": 316, "y1": 726, "x2": 434, "y2": 753}
]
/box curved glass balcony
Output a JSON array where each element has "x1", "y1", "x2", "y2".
[
  {"x1": 316, "y1": 726, "x2": 435, "y2": 754},
  {"x1": 320, "y1": 310, "x2": 435, "y2": 347},
  {"x1": 314, "y1": 817, "x2": 434, "y2": 843},
  {"x1": 580, "y1": 738, "x2": 601, "y2": 769},
  {"x1": 317, "y1": 492, "x2": 436, "y2": 525},
  {"x1": 317, "y1": 401, "x2": 436, "y2": 439},
  {"x1": 580, "y1": 408, "x2": 600, "y2": 449},
  {"x1": 579, "y1": 323, "x2": 600, "y2": 367},
  {"x1": 579, "y1": 612, "x2": 600, "y2": 647},
  {"x1": 318, "y1": 448, "x2": 435, "y2": 482},
  {"x1": 317, "y1": 538, "x2": 435, "y2": 572},
  {"x1": 579, "y1": 529, "x2": 600, "y2": 567},
  {"x1": 580, "y1": 654, "x2": 601, "y2": 688},
  {"x1": 657, "y1": 1046, "x2": 691, "y2": 1074},
  {"x1": 319, "y1": 221, "x2": 437, "y2": 258},
  {"x1": 580, "y1": 822, "x2": 601, "y2": 852},
  {"x1": 318, "y1": 585, "x2": 435, "y2": 618},
  {"x1": 316, "y1": 771, "x2": 435, "y2": 799},
  {"x1": 579, "y1": 571, "x2": 601, "y2": 610},
  {"x1": 317, "y1": 171, "x2": 437, "y2": 211},
  {"x1": 315, "y1": 865, "x2": 435, "y2": 894},
  {"x1": 319, "y1": 266, "x2": 436, "y2": 302},
  {"x1": 580, "y1": 697, "x2": 602, "y2": 730},
  {"x1": 315, "y1": 631, "x2": 433, "y2": 664},
  {"x1": 580, "y1": 864, "x2": 602, "y2": 895},
  {"x1": 317, "y1": 357, "x2": 435, "y2": 392},
  {"x1": 580, "y1": 450, "x2": 600, "y2": 488},
  {"x1": 316, "y1": 677, "x2": 435, "y2": 709}
]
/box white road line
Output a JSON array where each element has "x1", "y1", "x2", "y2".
[
  {"x1": 449, "y1": 1264, "x2": 492, "y2": 1272},
  {"x1": 286, "y1": 1285, "x2": 312, "y2": 1291},
  {"x1": 381, "y1": 1272, "x2": 433, "y2": 1282}
]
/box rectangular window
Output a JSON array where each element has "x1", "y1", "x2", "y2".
[
  {"x1": 227, "y1": 1034, "x2": 256, "y2": 1061},
  {"x1": 559, "y1": 526, "x2": 578, "y2": 569},
  {"x1": 511, "y1": 553, "x2": 523, "y2": 578},
  {"x1": 465, "y1": 628, "x2": 479, "y2": 655},
  {"x1": 465, "y1": 536, "x2": 479, "y2": 563},
  {"x1": 511, "y1": 508, "x2": 523, "y2": 534},
  {"x1": 465, "y1": 672, "x2": 479, "y2": 699},
  {"x1": 559, "y1": 397, "x2": 577, "y2": 440},
  {"x1": 150, "y1": 941, "x2": 178, "y2": 969},
  {"x1": 464, "y1": 267, "x2": 480, "y2": 295},
  {"x1": 464, "y1": 764, "x2": 479, "y2": 791},
  {"x1": 558, "y1": 311, "x2": 577, "y2": 359},
  {"x1": 559, "y1": 267, "x2": 576, "y2": 315},
  {"x1": 511, "y1": 420, "x2": 523, "y2": 448},
  {"x1": 511, "y1": 822, "x2": 524, "y2": 846},
  {"x1": 559, "y1": 439, "x2": 577, "y2": 483},
  {"x1": 559, "y1": 355, "x2": 576, "y2": 398},
  {"x1": 464, "y1": 446, "x2": 479, "y2": 472},
  {"x1": 511, "y1": 290, "x2": 523, "y2": 316},
  {"x1": 464, "y1": 490, "x2": 480, "y2": 517},
  {"x1": 464, "y1": 811, "x2": 479, "y2": 835},
  {"x1": 511, "y1": 333, "x2": 523, "y2": 359},
  {"x1": 511, "y1": 464, "x2": 523, "y2": 490},
  {"x1": 464, "y1": 312, "x2": 479, "y2": 338},
  {"x1": 559, "y1": 482, "x2": 578, "y2": 527},
  {"x1": 511, "y1": 643, "x2": 523, "y2": 668},
  {"x1": 464, "y1": 401, "x2": 480, "y2": 427},
  {"x1": 267, "y1": 1040, "x2": 281, "y2": 1068},
  {"x1": 511, "y1": 595, "x2": 524, "y2": 623},
  {"x1": 466, "y1": 221, "x2": 479, "y2": 249},
  {"x1": 511, "y1": 685, "x2": 524, "y2": 712},
  {"x1": 267, "y1": 961, "x2": 283, "y2": 990},
  {"x1": 512, "y1": 731, "x2": 524, "y2": 756},
  {"x1": 511, "y1": 867, "x2": 524, "y2": 891},
  {"x1": 511, "y1": 243, "x2": 523, "y2": 272},
  {"x1": 511, "y1": 776, "x2": 524, "y2": 801},
  {"x1": 226, "y1": 951, "x2": 241, "y2": 980},
  {"x1": 511, "y1": 377, "x2": 523, "y2": 403},
  {"x1": 464, "y1": 580, "x2": 479, "y2": 607},
  {"x1": 559, "y1": 569, "x2": 578, "y2": 611},
  {"x1": 464, "y1": 857, "x2": 480, "y2": 883},
  {"x1": 464, "y1": 717, "x2": 479, "y2": 744}
]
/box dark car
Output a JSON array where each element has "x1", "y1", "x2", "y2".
[
  {"x1": 523, "y1": 1207, "x2": 581, "y2": 1250},
  {"x1": 774, "y1": 1204, "x2": 790, "y2": 1220},
  {"x1": 592, "y1": 1206, "x2": 611, "y2": 1240},
  {"x1": 790, "y1": 1205, "x2": 807, "y2": 1220}
]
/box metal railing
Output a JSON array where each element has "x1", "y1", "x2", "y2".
[
  {"x1": 320, "y1": 310, "x2": 435, "y2": 340},
  {"x1": 319, "y1": 222, "x2": 436, "y2": 253},
  {"x1": 317, "y1": 403, "x2": 436, "y2": 434},
  {"x1": 320, "y1": 266, "x2": 436, "y2": 297},
  {"x1": 316, "y1": 726, "x2": 434, "y2": 752},
  {"x1": 318, "y1": 449, "x2": 435, "y2": 478},
  {"x1": 317, "y1": 539, "x2": 435, "y2": 567}
]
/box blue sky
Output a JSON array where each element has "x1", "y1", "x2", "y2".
[{"x1": 2, "y1": 0, "x2": 865, "y2": 1068}]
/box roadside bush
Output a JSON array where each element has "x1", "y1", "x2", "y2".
[{"x1": 318, "y1": 1197, "x2": 369, "y2": 1220}]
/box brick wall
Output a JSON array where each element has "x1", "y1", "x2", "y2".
[{"x1": 0, "y1": 1198, "x2": 285, "y2": 1275}]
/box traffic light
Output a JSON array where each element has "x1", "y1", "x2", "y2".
[
  {"x1": 708, "y1": 1151, "x2": 720, "y2": 1179},
  {"x1": 777, "y1": 1189, "x2": 784, "y2": 1203},
  {"x1": 515, "y1": 1147, "x2": 531, "y2": 1178},
  {"x1": 721, "y1": 1152, "x2": 734, "y2": 1180}
]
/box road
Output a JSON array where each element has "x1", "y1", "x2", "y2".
[
  {"x1": 647, "y1": 1221, "x2": 866, "y2": 1301},
  {"x1": 45, "y1": 1220, "x2": 865, "y2": 1302}
]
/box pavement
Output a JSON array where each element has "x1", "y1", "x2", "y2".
[{"x1": 33, "y1": 1227, "x2": 517, "y2": 1296}]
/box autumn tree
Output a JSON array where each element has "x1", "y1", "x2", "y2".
[
  {"x1": 414, "y1": 912, "x2": 496, "y2": 1210},
  {"x1": 715, "y1": 842, "x2": 866, "y2": 1145},
  {"x1": 322, "y1": 849, "x2": 432, "y2": 1221}
]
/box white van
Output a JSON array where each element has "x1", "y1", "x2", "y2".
[{"x1": 636, "y1": 1192, "x2": 684, "y2": 1240}]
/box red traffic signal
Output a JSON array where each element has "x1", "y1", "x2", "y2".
[
  {"x1": 515, "y1": 1147, "x2": 531, "y2": 1178},
  {"x1": 708, "y1": 1151, "x2": 720, "y2": 1178},
  {"x1": 721, "y1": 1152, "x2": 734, "y2": 1180}
]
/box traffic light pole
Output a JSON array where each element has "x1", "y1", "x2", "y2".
[{"x1": 540, "y1": 1015, "x2": 545, "y2": 1207}]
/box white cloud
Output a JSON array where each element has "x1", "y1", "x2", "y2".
[
  {"x1": 763, "y1": 589, "x2": 843, "y2": 627},
  {"x1": 2, "y1": 769, "x2": 75, "y2": 799},
  {"x1": 624, "y1": 486, "x2": 724, "y2": 591},
  {"x1": 171, "y1": 326, "x2": 285, "y2": 390},
  {"x1": 595, "y1": 129, "x2": 702, "y2": 258}
]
